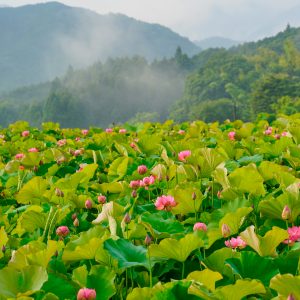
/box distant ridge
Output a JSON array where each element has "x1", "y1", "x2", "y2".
[{"x1": 0, "y1": 1, "x2": 199, "y2": 92}]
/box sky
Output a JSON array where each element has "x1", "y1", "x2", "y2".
[{"x1": 1, "y1": 0, "x2": 300, "y2": 41}]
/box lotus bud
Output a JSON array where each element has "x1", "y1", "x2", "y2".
[
  {"x1": 56, "y1": 226, "x2": 70, "y2": 237},
  {"x1": 193, "y1": 222, "x2": 207, "y2": 232},
  {"x1": 192, "y1": 192, "x2": 197, "y2": 200},
  {"x1": 123, "y1": 213, "x2": 131, "y2": 224},
  {"x1": 55, "y1": 188, "x2": 64, "y2": 197},
  {"x1": 21, "y1": 130, "x2": 30, "y2": 137},
  {"x1": 221, "y1": 224, "x2": 231, "y2": 238},
  {"x1": 131, "y1": 190, "x2": 137, "y2": 198},
  {"x1": 97, "y1": 195, "x2": 106, "y2": 204},
  {"x1": 138, "y1": 165, "x2": 148, "y2": 175},
  {"x1": 72, "y1": 213, "x2": 77, "y2": 220},
  {"x1": 85, "y1": 199, "x2": 92, "y2": 209},
  {"x1": 282, "y1": 205, "x2": 292, "y2": 221},
  {"x1": 73, "y1": 218, "x2": 79, "y2": 227},
  {"x1": 287, "y1": 294, "x2": 296, "y2": 300},
  {"x1": 77, "y1": 288, "x2": 96, "y2": 300},
  {"x1": 1, "y1": 245, "x2": 6, "y2": 253},
  {"x1": 144, "y1": 234, "x2": 152, "y2": 246}
]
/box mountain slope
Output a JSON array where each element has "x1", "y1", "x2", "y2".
[
  {"x1": 195, "y1": 37, "x2": 241, "y2": 49},
  {"x1": 0, "y1": 2, "x2": 199, "y2": 92}
]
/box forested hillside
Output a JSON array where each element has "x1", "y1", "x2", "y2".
[
  {"x1": 0, "y1": 2, "x2": 199, "y2": 92},
  {"x1": 0, "y1": 26, "x2": 300, "y2": 127}
]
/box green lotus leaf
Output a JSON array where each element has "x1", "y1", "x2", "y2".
[
  {"x1": 140, "y1": 212, "x2": 184, "y2": 238},
  {"x1": 226, "y1": 251, "x2": 279, "y2": 285},
  {"x1": 0, "y1": 265, "x2": 48, "y2": 298},
  {"x1": 138, "y1": 134, "x2": 162, "y2": 155},
  {"x1": 72, "y1": 265, "x2": 88, "y2": 287},
  {"x1": 212, "y1": 164, "x2": 230, "y2": 190},
  {"x1": 16, "y1": 177, "x2": 48, "y2": 205},
  {"x1": 169, "y1": 186, "x2": 204, "y2": 215},
  {"x1": 270, "y1": 274, "x2": 300, "y2": 299},
  {"x1": 86, "y1": 265, "x2": 116, "y2": 300},
  {"x1": 62, "y1": 226, "x2": 109, "y2": 261},
  {"x1": 21, "y1": 152, "x2": 41, "y2": 168},
  {"x1": 0, "y1": 227, "x2": 8, "y2": 260},
  {"x1": 274, "y1": 248, "x2": 300, "y2": 275},
  {"x1": 41, "y1": 273, "x2": 75, "y2": 299},
  {"x1": 237, "y1": 154, "x2": 263, "y2": 166},
  {"x1": 228, "y1": 164, "x2": 265, "y2": 196},
  {"x1": 104, "y1": 238, "x2": 149, "y2": 269},
  {"x1": 149, "y1": 233, "x2": 203, "y2": 262},
  {"x1": 99, "y1": 181, "x2": 126, "y2": 194},
  {"x1": 11, "y1": 205, "x2": 46, "y2": 236},
  {"x1": 41, "y1": 293, "x2": 59, "y2": 300},
  {"x1": 214, "y1": 279, "x2": 266, "y2": 300},
  {"x1": 128, "y1": 281, "x2": 197, "y2": 300},
  {"x1": 187, "y1": 269, "x2": 223, "y2": 291},
  {"x1": 197, "y1": 148, "x2": 225, "y2": 178},
  {"x1": 219, "y1": 207, "x2": 253, "y2": 236},
  {"x1": 9, "y1": 240, "x2": 59, "y2": 270},
  {"x1": 108, "y1": 157, "x2": 129, "y2": 181},
  {"x1": 203, "y1": 247, "x2": 240, "y2": 276},
  {"x1": 240, "y1": 226, "x2": 288, "y2": 257},
  {"x1": 259, "y1": 183, "x2": 300, "y2": 222},
  {"x1": 258, "y1": 161, "x2": 291, "y2": 182}
]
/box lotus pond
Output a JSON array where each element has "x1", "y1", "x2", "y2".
[{"x1": 0, "y1": 115, "x2": 300, "y2": 299}]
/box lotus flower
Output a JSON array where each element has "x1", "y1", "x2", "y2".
[
  {"x1": 140, "y1": 175, "x2": 155, "y2": 187},
  {"x1": 281, "y1": 205, "x2": 291, "y2": 220},
  {"x1": 85, "y1": 199, "x2": 93, "y2": 209},
  {"x1": 28, "y1": 148, "x2": 38, "y2": 152},
  {"x1": 225, "y1": 236, "x2": 247, "y2": 249},
  {"x1": 193, "y1": 222, "x2": 207, "y2": 232},
  {"x1": 22, "y1": 130, "x2": 30, "y2": 137},
  {"x1": 97, "y1": 195, "x2": 106, "y2": 204},
  {"x1": 56, "y1": 226, "x2": 70, "y2": 237},
  {"x1": 283, "y1": 226, "x2": 300, "y2": 245},
  {"x1": 77, "y1": 288, "x2": 96, "y2": 300},
  {"x1": 155, "y1": 195, "x2": 177, "y2": 211},
  {"x1": 81, "y1": 129, "x2": 89, "y2": 135},
  {"x1": 137, "y1": 165, "x2": 148, "y2": 175},
  {"x1": 15, "y1": 153, "x2": 25, "y2": 160},
  {"x1": 119, "y1": 128, "x2": 127, "y2": 134},
  {"x1": 57, "y1": 139, "x2": 67, "y2": 146},
  {"x1": 129, "y1": 180, "x2": 140, "y2": 189},
  {"x1": 105, "y1": 128, "x2": 113, "y2": 133},
  {"x1": 178, "y1": 150, "x2": 191, "y2": 162},
  {"x1": 264, "y1": 127, "x2": 272, "y2": 135},
  {"x1": 228, "y1": 131, "x2": 236, "y2": 140},
  {"x1": 178, "y1": 129, "x2": 185, "y2": 135},
  {"x1": 221, "y1": 224, "x2": 231, "y2": 238}
]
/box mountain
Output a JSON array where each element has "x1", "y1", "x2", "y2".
[
  {"x1": 195, "y1": 37, "x2": 241, "y2": 49},
  {"x1": 0, "y1": 2, "x2": 199, "y2": 92}
]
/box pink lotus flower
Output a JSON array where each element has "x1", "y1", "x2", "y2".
[
  {"x1": 105, "y1": 128, "x2": 113, "y2": 133},
  {"x1": 228, "y1": 131, "x2": 236, "y2": 141},
  {"x1": 141, "y1": 175, "x2": 155, "y2": 187},
  {"x1": 119, "y1": 128, "x2": 127, "y2": 134},
  {"x1": 77, "y1": 288, "x2": 96, "y2": 300},
  {"x1": 178, "y1": 130, "x2": 185, "y2": 135},
  {"x1": 283, "y1": 226, "x2": 300, "y2": 245},
  {"x1": 57, "y1": 139, "x2": 67, "y2": 147},
  {"x1": 56, "y1": 226, "x2": 70, "y2": 237},
  {"x1": 22, "y1": 130, "x2": 30, "y2": 137},
  {"x1": 225, "y1": 236, "x2": 247, "y2": 249},
  {"x1": 264, "y1": 127, "x2": 273, "y2": 135},
  {"x1": 129, "y1": 180, "x2": 140, "y2": 189},
  {"x1": 75, "y1": 137, "x2": 81, "y2": 142},
  {"x1": 74, "y1": 149, "x2": 83, "y2": 156},
  {"x1": 274, "y1": 134, "x2": 281, "y2": 139},
  {"x1": 178, "y1": 150, "x2": 191, "y2": 162},
  {"x1": 19, "y1": 165, "x2": 25, "y2": 171},
  {"x1": 81, "y1": 129, "x2": 89, "y2": 135},
  {"x1": 85, "y1": 199, "x2": 93, "y2": 209},
  {"x1": 97, "y1": 195, "x2": 106, "y2": 204},
  {"x1": 193, "y1": 222, "x2": 207, "y2": 232},
  {"x1": 281, "y1": 131, "x2": 288, "y2": 137},
  {"x1": 155, "y1": 195, "x2": 177, "y2": 211},
  {"x1": 217, "y1": 190, "x2": 222, "y2": 199},
  {"x1": 15, "y1": 153, "x2": 25, "y2": 160},
  {"x1": 137, "y1": 165, "x2": 148, "y2": 175},
  {"x1": 28, "y1": 148, "x2": 38, "y2": 152}
]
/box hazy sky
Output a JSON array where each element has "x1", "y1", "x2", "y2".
[{"x1": 1, "y1": 0, "x2": 300, "y2": 41}]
